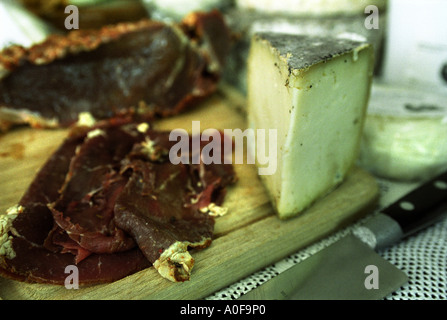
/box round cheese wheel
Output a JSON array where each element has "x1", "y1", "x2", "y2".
[{"x1": 359, "y1": 82, "x2": 447, "y2": 181}]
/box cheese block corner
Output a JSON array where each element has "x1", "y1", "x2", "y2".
[{"x1": 247, "y1": 32, "x2": 374, "y2": 219}]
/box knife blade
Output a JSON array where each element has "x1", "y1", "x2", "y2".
[{"x1": 239, "y1": 169, "x2": 447, "y2": 300}]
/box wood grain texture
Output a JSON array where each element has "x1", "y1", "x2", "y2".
[{"x1": 0, "y1": 88, "x2": 379, "y2": 299}]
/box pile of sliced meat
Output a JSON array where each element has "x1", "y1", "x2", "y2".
[
  {"x1": 0, "y1": 120, "x2": 236, "y2": 284},
  {"x1": 0, "y1": 9, "x2": 236, "y2": 285}
]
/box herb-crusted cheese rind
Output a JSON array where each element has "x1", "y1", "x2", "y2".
[
  {"x1": 261, "y1": 33, "x2": 370, "y2": 71},
  {"x1": 248, "y1": 32, "x2": 374, "y2": 219}
]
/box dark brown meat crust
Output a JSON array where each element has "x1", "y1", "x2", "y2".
[{"x1": 0, "y1": 10, "x2": 231, "y2": 130}]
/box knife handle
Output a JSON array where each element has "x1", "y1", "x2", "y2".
[{"x1": 380, "y1": 169, "x2": 447, "y2": 238}]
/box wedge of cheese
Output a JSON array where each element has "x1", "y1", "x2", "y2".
[
  {"x1": 223, "y1": 9, "x2": 385, "y2": 93},
  {"x1": 247, "y1": 32, "x2": 374, "y2": 219}
]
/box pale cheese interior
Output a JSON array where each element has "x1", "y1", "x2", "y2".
[{"x1": 248, "y1": 36, "x2": 373, "y2": 219}]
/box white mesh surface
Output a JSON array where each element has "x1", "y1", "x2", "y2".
[
  {"x1": 207, "y1": 178, "x2": 447, "y2": 300},
  {"x1": 381, "y1": 218, "x2": 447, "y2": 300}
]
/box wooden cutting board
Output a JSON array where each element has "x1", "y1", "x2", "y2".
[{"x1": 0, "y1": 87, "x2": 379, "y2": 300}]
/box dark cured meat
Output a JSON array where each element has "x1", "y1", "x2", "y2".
[
  {"x1": 4, "y1": 237, "x2": 150, "y2": 285},
  {"x1": 113, "y1": 131, "x2": 235, "y2": 281},
  {"x1": 0, "y1": 10, "x2": 231, "y2": 130},
  {"x1": 0, "y1": 121, "x2": 236, "y2": 285},
  {"x1": 0, "y1": 127, "x2": 150, "y2": 284},
  {"x1": 114, "y1": 160, "x2": 214, "y2": 282},
  {"x1": 48, "y1": 125, "x2": 143, "y2": 259}
]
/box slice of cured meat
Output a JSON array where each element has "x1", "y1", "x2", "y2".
[
  {"x1": 0, "y1": 10, "x2": 231, "y2": 131},
  {"x1": 0, "y1": 128, "x2": 150, "y2": 284},
  {"x1": 48, "y1": 125, "x2": 141, "y2": 261},
  {"x1": 0, "y1": 120, "x2": 236, "y2": 285}
]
